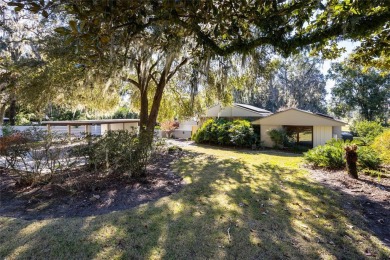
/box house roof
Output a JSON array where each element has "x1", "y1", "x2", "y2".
[
  {"x1": 252, "y1": 108, "x2": 346, "y2": 126},
  {"x1": 234, "y1": 103, "x2": 272, "y2": 114},
  {"x1": 204, "y1": 103, "x2": 272, "y2": 118}
]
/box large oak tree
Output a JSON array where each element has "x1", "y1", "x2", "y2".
[{"x1": 7, "y1": 0, "x2": 390, "y2": 139}]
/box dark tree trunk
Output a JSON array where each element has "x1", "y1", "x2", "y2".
[
  {"x1": 9, "y1": 99, "x2": 16, "y2": 126},
  {"x1": 345, "y1": 145, "x2": 358, "y2": 179},
  {"x1": 139, "y1": 90, "x2": 149, "y2": 131},
  {"x1": 0, "y1": 103, "x2": 6, "y2": 126}
]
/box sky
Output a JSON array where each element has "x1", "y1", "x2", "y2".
[{"x1": 321, "y1": 41, "x2": 360, "y2": 101}]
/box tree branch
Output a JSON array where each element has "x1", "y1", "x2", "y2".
[{"x1": 167, "y1": 57, "x2": 189, "y2": 82}]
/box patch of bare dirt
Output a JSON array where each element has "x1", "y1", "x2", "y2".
[
  {"x1": 0, "y1": 151, "x2": 185, "y2": 220},
  {"x1": 310, "y1": 168, "x2": 390, "y2": 247}
]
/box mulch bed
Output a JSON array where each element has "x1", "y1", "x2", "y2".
[
  {"x1": 0, "y1": 151, "x2": 184, "y2": 220},
  {"x1": 310, "y1": 168, "x2": 390, "y2": 247}
]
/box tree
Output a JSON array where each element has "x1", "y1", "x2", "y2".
[
  {"x1": 7, "y1": 0, "x2": 390, "y2": 138},
  {"x1": 328, "y1": 63, "x2": 390, "y2": 122},
  {"x1": 233, "y1": 54, "x2": 327, "y2": 113}
]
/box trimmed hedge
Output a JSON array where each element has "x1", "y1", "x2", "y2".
[{"x1": 193, "y1": 119, "x2": 257, "y2": 147}]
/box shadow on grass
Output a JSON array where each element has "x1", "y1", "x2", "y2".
[{"x1": 0, "y1": 151, "x2": 389, "y2": 259}]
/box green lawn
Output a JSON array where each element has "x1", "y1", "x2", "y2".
[{"x1": 1, "y1": 145, "x2": 389, "y2": 259}]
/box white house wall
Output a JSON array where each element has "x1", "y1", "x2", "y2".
[{"x1": 313, "y1": 126, "x2": 332, "y2": 147}]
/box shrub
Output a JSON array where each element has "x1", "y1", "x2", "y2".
[
  {"x1": 229, "y1": 120, "x2": 256, "y2": 147},
  {"x1": 304, "y1": 139, "x2": 383, "y2": 170},
  {"x1": 304, "y1": 141, "x2": 345, "y2": 169},
  {"x1": 87, "y1": 130, "x2": 151, "y2": 177},
  {"x1": 371, "y1": 130, "x2": 390, "y2": 165},
  {"x1": 1, "y1": 124, "x2": 14, "y2": 137},
  {"x1": 357, "y1": 146, "x2": 382, "y2": 170},
  {"x1": 267, "y1": 129, "x2": 288, "y2": 148},
  {"x1": 350, "y1": 120, "x2": 383, "y2": 145},
  {"x1": 193, "y1": 119, "x2": 256, "y2": 147}
]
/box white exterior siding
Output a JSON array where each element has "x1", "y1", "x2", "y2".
[
  {"x1": 313, "y1": 126, "x2": 332, "y2": 147},
  {"x1": 260, "y1": 125, "x2": 282, "y2": 147}
]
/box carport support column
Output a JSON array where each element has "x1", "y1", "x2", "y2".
[
  {"x1": 67, "y1": 124, "x2": 72, "y2": 143},
  {"x1": 85, "y1": 124, "x2": 92, "y2": 144}
]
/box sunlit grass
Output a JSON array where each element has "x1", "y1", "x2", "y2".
[{"x1": 0, "y1": 144, "x2": 389, "y2": 259}]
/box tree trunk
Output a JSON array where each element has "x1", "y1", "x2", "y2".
[
  {"x1": 0, "y1": 103, "x2": 6, "y2": 126},
  {"x1": 345, "y1": 145, "x2": 358, "y2": 179},
  {"x1": 139, "y1": 90, "x2": 149, "y2": 131},
  {"x1": 9, "y1": 99, "x2": 16, "y2": 126}
]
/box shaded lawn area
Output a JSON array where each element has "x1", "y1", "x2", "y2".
[{"x1": 1, "y1": 144, "x2": 389, "y2": 259}]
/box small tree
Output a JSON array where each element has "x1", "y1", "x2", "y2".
[{"x1": 160, "y1": 121, "x2": 179, "y2": 138}]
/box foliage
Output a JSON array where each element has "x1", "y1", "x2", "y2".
[
  {"x1": 8, "y1": 0, "x2": 390, "y2": 147},
  {"x1": 47, "y1": 106, "x2": 83, "y2": 121},
  {"x1": 304, "y1": 140, "x2": 345, "y2": 169},
  {"x1": 329, "y1": 63, "x2": 390, "y2": 122},
  {"x1": 193, "y1": 119, "x2": 256, "y2": 147},
  {"x1": 234, "y1": 54, "x2": 327, "y2": 113},
  {"x1": 305, "y1": 139, "x2": 383, "y2": 170},
  {"x1": 12, "y1": 1, "x2": 390, "y2": 59},
  {"x1": 267, "y1": 129, "x2": 288, "y2": 148},
  {"x1": 111, "y1": 107, "x2": 138, "y2": 119},
  {"x1": 357, "y1": 146, "x2": 382, "y2": 170},
  {"x1": 86, "y1": 130, "x2": 151, "y2": 177},
  {"x1": 371, "y1": 130, "x2": 390, "y2": 165},
  {"x1": 160, "y1": 121, "x2": 179, "y2": 138},
  {"x1": 350, "y1": 120, "x2": 384, "y2": 145},
  {"x1": 1, "y1": 124, "x2": 14, "y2": 137}
]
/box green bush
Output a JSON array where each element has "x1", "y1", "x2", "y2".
[
  {"x1": 193, "y1": 119, "x2": 256, "y2": 147},
  {"x1": 357, "y1": 146, "x2": 382, "y2": 170},
  {"x1": 267, "y1": 129, "x2": 288, "y2": 148},
  {"x1": 304, "y1": 140, "x2": 345, "y2": 169},
  {"x1": 350, "y1": 120, "x2": 384, "y2": 145},
  {"x1": 371, "y1": 130, "x2": 390, "y2": 165},
  {"x1": 304, "y1": 139, "x2": 383, "y2": 170},
  {"x1": 87, "y1": 130, "x2": 151, "y2": 177}
]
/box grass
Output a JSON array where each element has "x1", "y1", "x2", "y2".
[{"x1": 1, "y1": 144, "x2": 389, "y2": 259}]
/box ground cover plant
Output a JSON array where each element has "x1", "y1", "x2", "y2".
[{"x1": 1, "y1": 144, "x2": 389, "y2": 259}]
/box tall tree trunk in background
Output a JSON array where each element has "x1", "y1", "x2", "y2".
[
  {"x1": 345, "y1": 145, "x2": 358, "y2": 179},
  {"x1": 9, "y1": 99, "x2": 16, "y2": 126},
  {"x1": 0, "y1": 103, "x2": 6, "y2": 126}
]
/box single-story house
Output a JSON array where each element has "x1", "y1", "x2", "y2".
[{"x1": 252, "y1": 108, "x2": 346, "y2": 148}]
